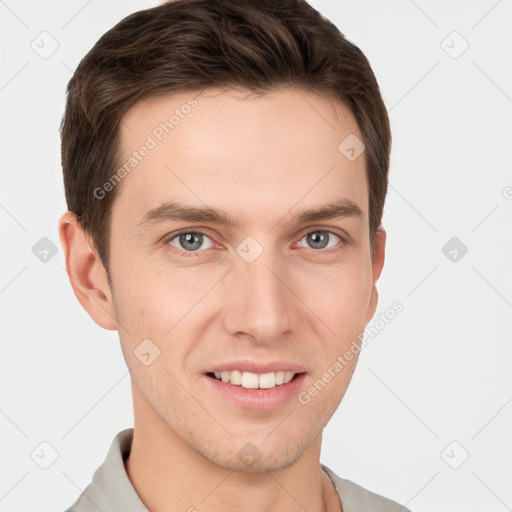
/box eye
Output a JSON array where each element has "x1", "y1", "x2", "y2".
[
  {"x1": 298, "y1": 230, "x2": 341, "y2": 250},
  {"x1": 167, "y1": 231, "x2": 214, "y2": 252}
]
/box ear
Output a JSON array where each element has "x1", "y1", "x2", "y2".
[
  {"x1": 366, "y1": 227, "x2": 386, "y2": 323},
  {"x1": 58, "y1": 211, "x2": 118, "y2": 330}
]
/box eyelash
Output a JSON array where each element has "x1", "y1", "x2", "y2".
[{"x1": 162, "y1": 228, "x2": 349, "y2": 258}]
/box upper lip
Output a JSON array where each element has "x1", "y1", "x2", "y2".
[{"x1": 205, "y1": 360, "x2": 306, "y2": 374}]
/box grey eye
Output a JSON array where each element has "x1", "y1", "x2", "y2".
[
  {"x1": 300, "y1": 230, "x2": 340, "y2": 250},
  {"x1": 168, "y1": 232, "x2": 214, "y2": 252}
]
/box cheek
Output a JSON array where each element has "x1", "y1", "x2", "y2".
[
  {"x1": 110, "y1": 255, "x2": 166, "y2": 338},
  {"x1": 296, "y1": 260, "x2": 373, "y2": 329},
  {"x1": 111, "y1": 255, "x2": 222, "y2": 339},
  {"x1": 110, "y1": 237, "x2": 374, "y2": 343}
]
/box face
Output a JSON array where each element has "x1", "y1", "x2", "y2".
[{"x1": 106, "y1": 87, "x2": 384, "y2": 471}]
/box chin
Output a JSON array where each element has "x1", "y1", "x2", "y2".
[
  {"x1": 216, "y1": 452, "x2": 302, "y2": 474},
  {"x1": 198, "y1": 436, "x2": 311, "y2": 474}
]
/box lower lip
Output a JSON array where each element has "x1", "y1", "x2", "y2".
[{"x1": 204, "y1": 373, "x2": 307, "y2": 410}]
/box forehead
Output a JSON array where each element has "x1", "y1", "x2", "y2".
[{"x1": 113, "y1": 87, "x2": 368, "y2": 227}]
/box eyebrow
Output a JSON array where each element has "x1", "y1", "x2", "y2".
[{"x1": 136, "y1": 198, "x2": 363, "y2": 229}]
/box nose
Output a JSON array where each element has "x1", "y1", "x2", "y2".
[{"x1": 221, "y1": 248, "x2": 295, "y2": 345}]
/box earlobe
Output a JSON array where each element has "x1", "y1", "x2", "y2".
[
  {"x1": 58, "y1": 211, "x2": 118, "y2": 331},
  {"x1": 366, "y1": 227, "x2": 386, "y2": 323}
]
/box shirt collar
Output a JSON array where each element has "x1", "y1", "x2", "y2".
[{"x1": 72, "y1": 428, "x2": 148, "y2": 511}]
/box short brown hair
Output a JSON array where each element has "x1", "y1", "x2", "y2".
[{"x1": 61, "y1": 0, "x2": 391, "y2": 276}]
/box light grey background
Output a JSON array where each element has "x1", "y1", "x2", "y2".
[{"x1": 1, "y1": 1, "x2": 511, "y2": 511}]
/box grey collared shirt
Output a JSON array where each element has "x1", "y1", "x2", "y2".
[{"x1": 65, "y1": 429, "x2": 412, "y2": 512}]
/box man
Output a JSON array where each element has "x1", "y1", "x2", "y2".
[{"x1": 59, "y1": 0, "x2": 411, "y2": 510}]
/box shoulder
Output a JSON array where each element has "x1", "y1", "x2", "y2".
[
  {"x1": 63, "y1": 429, "x2": 147, "y2": 512},
  {"x1": 322, "y1": 464, "x2": 413, "y2": 512}
]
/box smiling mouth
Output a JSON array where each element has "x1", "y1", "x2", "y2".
[{"x1": 206, "y1": 371, "x2": 304, "y2": 389}]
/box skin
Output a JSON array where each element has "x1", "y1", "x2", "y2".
[{"x1": 59, "y1": 87, "x2": 386, "y2": 512}]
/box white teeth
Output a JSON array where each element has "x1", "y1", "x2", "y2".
[
  {"x1": 241, "y1": 371, "x2": 259, "y2": 389},
  {"x1": 229, "y1": 369, "x2": 242, "y2": 385},
  {"x1": 283, "y1": 371, "x2": 294, "y2": 384},
  {"x1": 211, "y1": 370, "x2": 298, "y2": 388},
  {"x1": 258, "y1": 372, "x2": 276, "y2": 389}
]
